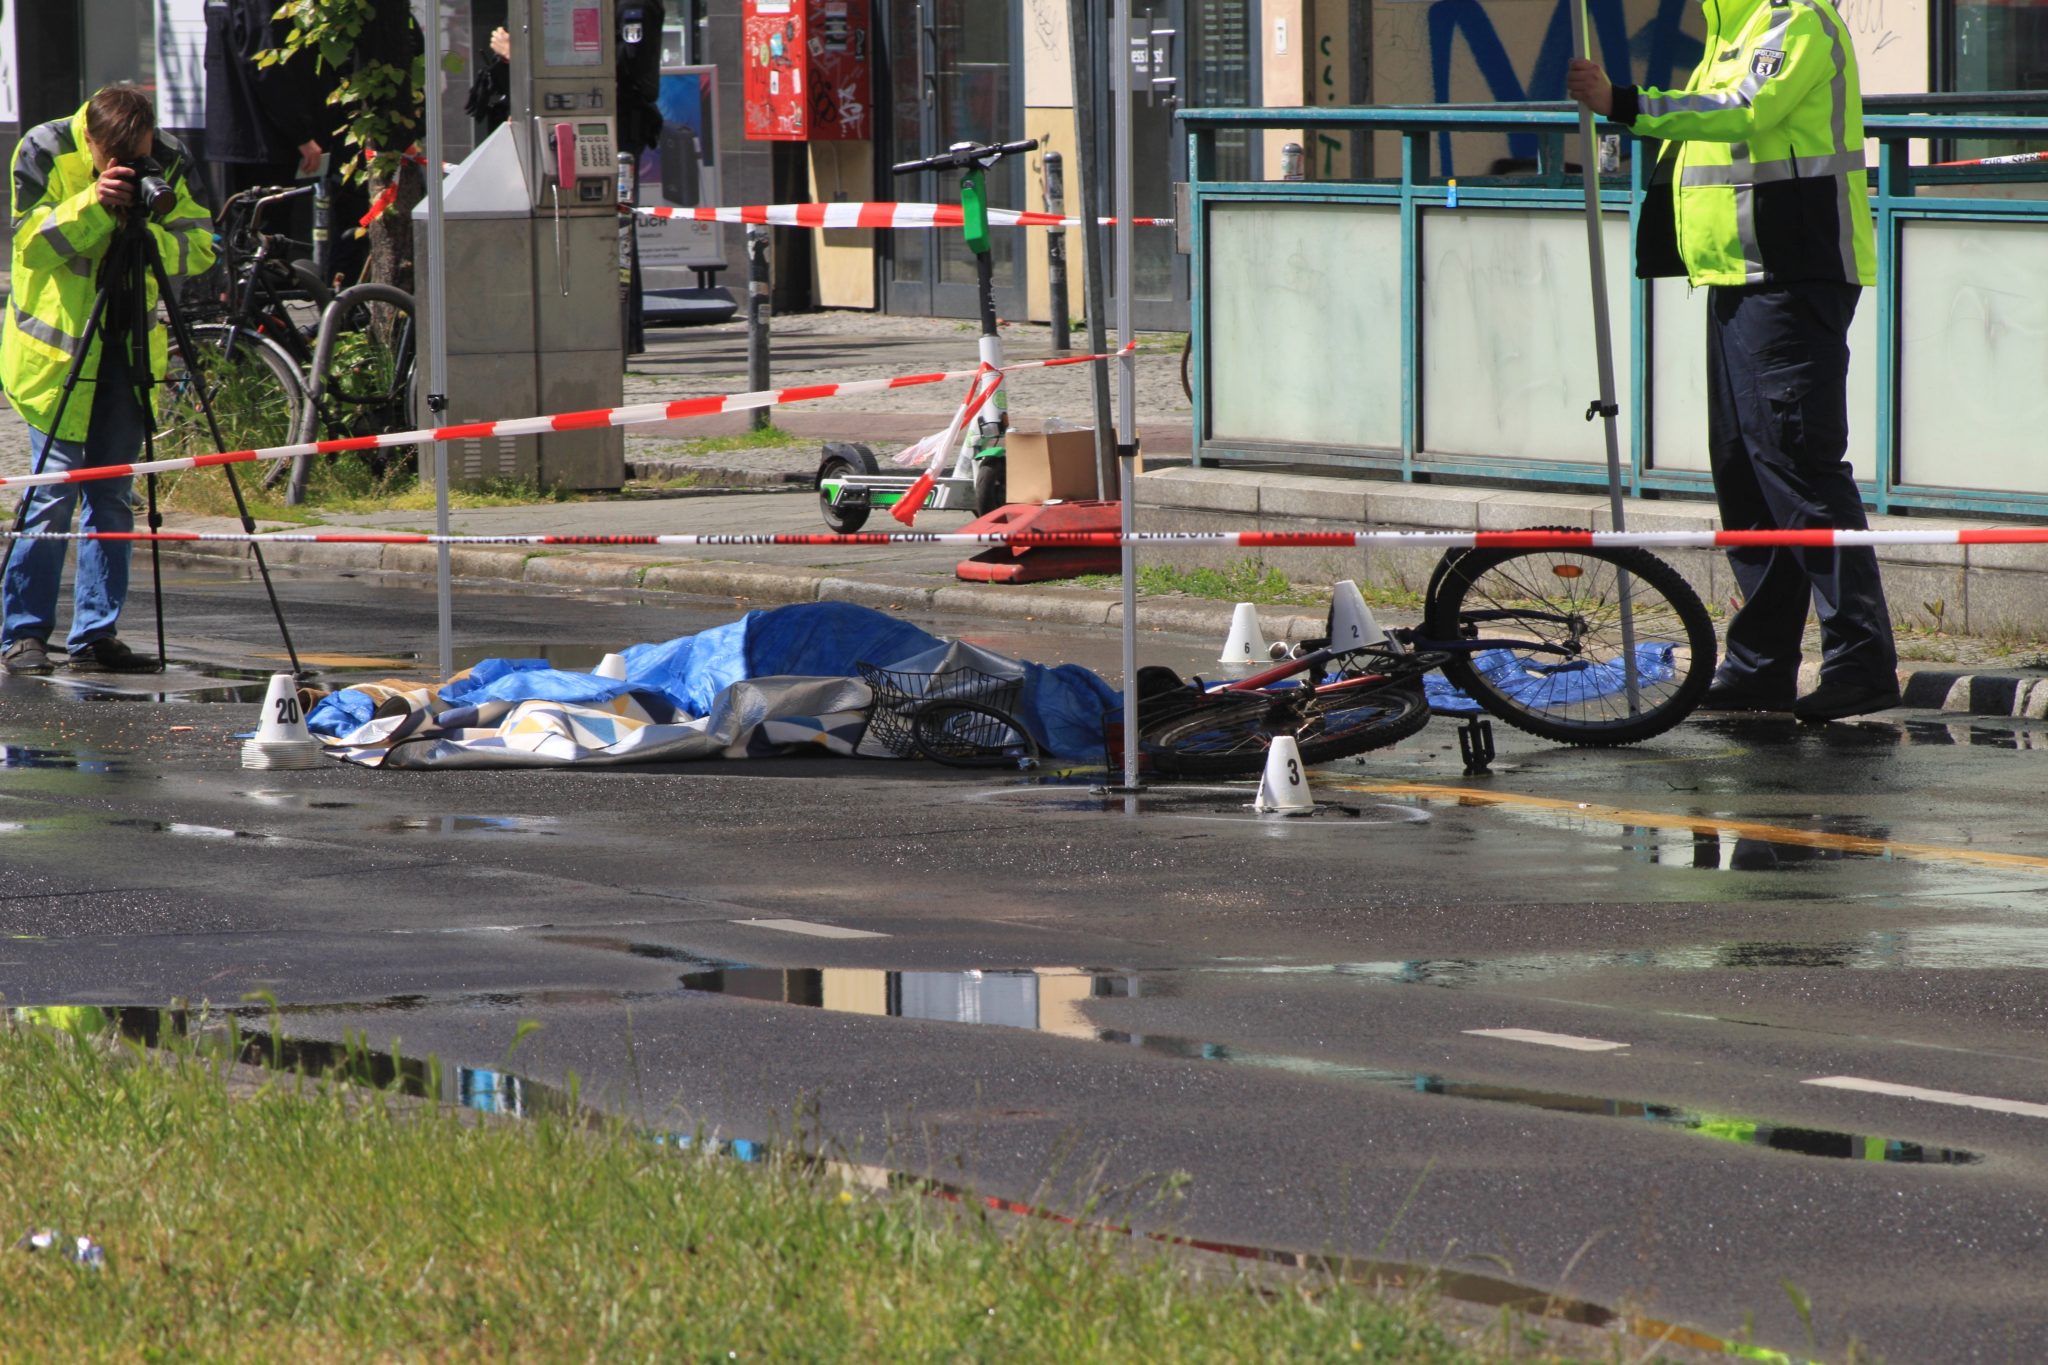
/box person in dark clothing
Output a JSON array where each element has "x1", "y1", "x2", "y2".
[{"x1": 204, "y1": 0, "x2": 330, "y2": 201}]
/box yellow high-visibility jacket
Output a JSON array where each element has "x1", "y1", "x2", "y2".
[
  {"x1": 1615, "y1": 0, "x2": 1877, "y2": 288},
  {"x1": 2, "y1": 103, "x2": 216, "y2": 440}
]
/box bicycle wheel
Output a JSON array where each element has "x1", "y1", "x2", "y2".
[
  {"x1": 157, "y1": 324, "x2": 305, "y2": 469},
  {"x1": 1140, "y1": 683, "x2": 1428, "y2": 777},
  {"x1": 910, "y1": 700, "x2": 1040, "y2": 768},
  {"x1": 1423, "y1": 543, "x2": 1715, "y2": 745},
  {"x1": 1293, "y1": 678, "x2": 1433, "y2": 763}
]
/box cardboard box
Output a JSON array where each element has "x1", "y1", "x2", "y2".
[{"x1": 1004, "y1": 428, "x2": 1100, "y2": 504}]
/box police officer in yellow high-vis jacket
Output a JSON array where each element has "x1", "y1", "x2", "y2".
[
  {"x1": 1569, "y1": 0, "x2": 1901, "y2": 723},
  {"x1": 1, "y1": 86, "x2": 215, "y2": 675}
]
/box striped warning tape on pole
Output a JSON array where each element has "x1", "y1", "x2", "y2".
[
  {"x1": 0, "y1": 343, "x2": 1139, "y2": 494},
  {"x1": 11, "y1": 529, "x2": 2048, "y2": 549},
  {"x1": 634, "y1": 202, "x2": 1172, "y2": 229}
]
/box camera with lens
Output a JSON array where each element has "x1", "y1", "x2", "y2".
[{"x1": 120, "y1": 155, "x2": 177, "y2": 221}]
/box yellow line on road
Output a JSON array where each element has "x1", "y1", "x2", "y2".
[{"x1": 1332, "y1": 780, "x2": 2048, "y2": 873}]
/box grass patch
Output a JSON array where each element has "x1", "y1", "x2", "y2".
[
  {"x1": 1073, "y1": 563, "x2": 1429, "y2": 612},
  {"x1": 156, "y1": 459, "x2": 582, "y2": 522},
  {"x1": 659, "y1": 423, "x2": 801, "y2": 457},
  {"x1": 0, "y1": 1011, "x2": 1565, "y2": 1362}
]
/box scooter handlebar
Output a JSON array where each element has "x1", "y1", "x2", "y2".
[{"x1": 891, "y1": 139, "x2": 1040, "y2": 177}]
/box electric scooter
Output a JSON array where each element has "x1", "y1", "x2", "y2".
[{"x1": 816, "y1": 137, "x2": 1039, "y2": 532}]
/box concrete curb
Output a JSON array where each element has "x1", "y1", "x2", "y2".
[{"x1": 163, "y1": 540, "x2": 2043, "y2": 717}]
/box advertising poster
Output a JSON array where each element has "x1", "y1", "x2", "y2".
[{"x1": 635, "y1": 64, "x2": 725, "y2": 273}]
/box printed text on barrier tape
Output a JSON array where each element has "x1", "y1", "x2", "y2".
[
  {"x1": 634, "y1": 202, "x2": 1172, "y2": 230},
  {"x1": 18, "y1": 529, "x2": 2048, "y2": 550},
  {"x1": 0, "y1": 344, "x2": 1140, "y2": 493}
]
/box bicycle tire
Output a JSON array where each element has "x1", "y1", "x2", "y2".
[
  {"x1": 1139, "y1": 682, "x2": 1429, "y2": 777},
  {"x1": 1423, "y1": 543, "x2": 1715, "y2": 746},
  {"x1": 158, "y1": 324, "x2": 305, "y2": 471},
  {"x1": 910, "y1": 700, "x2": 1040, "y2": 768}
]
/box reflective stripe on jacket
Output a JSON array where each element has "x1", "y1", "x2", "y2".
[
  {"x1": 1618, "y1": 0, "x2": 1877, "y2": 289},
  {"x1": 1, "y1": 104, "x2": 216, "y2": 441}
]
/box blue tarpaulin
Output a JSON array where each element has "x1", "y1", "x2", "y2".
[{"x1": 308, "y1": 603, "x2": 1119, "y2": 759}]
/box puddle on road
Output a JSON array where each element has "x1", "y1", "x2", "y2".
[
  {"x1": 670, "y1": 965, "x2": 1978, "y2": 1165},
  {"x1": 0, "y1": 745, "x2": 130, "y2": 773},
  {"x1": 972, "y1": 778, "x2": 1434, "y2": 824},
  {"x1": 38, "y1": 662, "x2": 294, "y2": 705}
]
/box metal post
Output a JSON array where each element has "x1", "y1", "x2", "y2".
[
  {"x1": 746, "y1": 224, "x2": 772, "y2": 432},
  {"x1": 1280, "y1": 141, "x2": 1305, "y2": 181},
  {"x1": 420, "y1": 0, "x2": 453, "y2": 679},
  {"x1": 1067, "y1": 0, "x2": 1115, "y2": 498},
  {"x1": 1043, "y1": 150, "x2": 1070, "y2": 353},
  {"x1": 1568, "y1": 0, "x2": 1640, "y2": 709},
  {"x1": 1114, "y1": 0, "x2": 1141, "y2": 792}
]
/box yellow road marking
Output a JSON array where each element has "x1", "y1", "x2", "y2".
[
  {"x1": 1332, "y1": 780, "x2": 2048, "y2": 873},
  {"x1": 253, "y1": 652, "x2": 416, "y2": 669}
]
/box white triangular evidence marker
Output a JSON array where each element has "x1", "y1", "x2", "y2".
[
  {"x1": 1252, "y1": 734, "x2": 1316, "y2": 814},
  {"x1": 1219, "y1": 602, "x2": 1268, "y2": 664},
  {"x1": 594, "y1": 652, "x2": 628, "y2": 680},
  {"x1": 1328, "y1": 580, "x2": 1387, "y2": 649},
  {"x1": 252, "y1": 673, "x2": 311, "y2": 743}
]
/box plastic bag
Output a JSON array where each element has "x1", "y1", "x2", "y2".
[{"x1": 890, "y1": 427, "x2": 956, "y2": 469}]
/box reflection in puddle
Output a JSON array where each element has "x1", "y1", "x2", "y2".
[
  {"x1": 679, "y1": 966, "x2": 1132, "y2": 1038},
  {"x1": 0, "y1": 745, "x2": 128, "y2": 773},
  {"x1": 42, "y1": 661, "x2": 294, "y2": 705},
  {"x1": 673, "y1": 967, "x2": 1978, "y2": 1165},
  {"x1": 380, "y1": 815, "x2": 560, "y2": 836}
]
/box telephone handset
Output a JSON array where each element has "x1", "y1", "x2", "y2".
[{"x1": 537, "y1": 117, "x2": 618, "y2": 205}]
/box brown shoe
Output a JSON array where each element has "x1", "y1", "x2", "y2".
[{"x1": 2, "y1": 638, "x2": 53, "y2": 675}]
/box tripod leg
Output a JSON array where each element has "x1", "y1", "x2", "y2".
[
  {"x1": 140, "y1": 232, "x2": 305, "y2": 678},
  {"x1": 146, "y1": 472, "x2": 166, "y2": 670}
]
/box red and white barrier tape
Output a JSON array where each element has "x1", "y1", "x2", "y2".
[
  {"x1": 13, "y1": 529, "x2": 2048, "y2": 550},
  {"x1": 0, "y1": 344, "x2": 1139, "y2": 494},
  {"x1": 634, "y1": 202, "x2": 1171, "y2": 230},
  {"x1": 1931, "y1": 150, "x2": 2048, "y2": 168}
]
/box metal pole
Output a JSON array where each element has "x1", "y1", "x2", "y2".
[
  {"x1": 1043, "y1": 151, "x2": 1070, "y2": 353},
  {"x1": 1568, "y1": 0, "x2": 1640, "y2": 710},
  {"x1": 746, "y1": 224, "x2": 772, "y2": 432},
  {"x1": 1067, "y1": 0, "x2": 1115, "y2": 498},
  {"x1": 1114, "y1": 0, "x2": 1141, "y2": 792},
  {"x1": 421, "y1": 0, "x2": 454, "y2": 679}
]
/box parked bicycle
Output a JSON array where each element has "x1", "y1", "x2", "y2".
[
  {"x1": 1136, "y1": 535, "x2": 1716, "y2": 775},
  {"x1": 155, "y1": 184, "x2": 417, "y2": 497}
]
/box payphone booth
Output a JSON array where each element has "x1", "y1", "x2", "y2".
[{"x1": 417, "y1": 0, "x2": 625, "y2": 490}]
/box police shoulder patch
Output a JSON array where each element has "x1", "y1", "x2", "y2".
[{"x1": 1751, "y1": 48, "x2": 1787, "y2": 79}]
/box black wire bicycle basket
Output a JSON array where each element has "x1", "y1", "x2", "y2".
[{"x1": 856, "y1": 662, "x2": 1026, "y2": 759}]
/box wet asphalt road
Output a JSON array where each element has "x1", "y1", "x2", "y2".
[{"x1": 4, "y1": 562, "x2": 2048, "y2": 1362}]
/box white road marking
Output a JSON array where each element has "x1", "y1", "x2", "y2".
[
  {"x1": 1464, "y1": 1028, "x2": 1629, "y2": 1053},
  {"x1": 1804, "y1": 1075, "x2": 2048, "y2": 1120},
  {"x1": 738, "y1": 918, "x2": 888, "y2": 940}
]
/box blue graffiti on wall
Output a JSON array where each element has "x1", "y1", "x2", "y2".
[{"x1": 1428, "y1": 0, "x2": 1703, "y2": 174}]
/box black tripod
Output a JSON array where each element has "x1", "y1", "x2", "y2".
[{"x1": 8, "y1": 205, "x2": 302, "y2": 676}]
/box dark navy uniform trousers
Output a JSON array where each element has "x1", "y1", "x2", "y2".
[{"x1": 1705, "y1": 281, "x2": 1897, "y2": 693}]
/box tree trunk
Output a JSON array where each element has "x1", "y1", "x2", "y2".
[{"x1": 367, "y1": 156, "x2": 422, "y2": 297}]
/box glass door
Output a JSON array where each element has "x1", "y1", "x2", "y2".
[
  {"x1": 1093, "y1": 0, "x2": 1254, "y2": 331},
  {"x1": 881, "y1": 0, "x2": 1025, "y2": 319}
]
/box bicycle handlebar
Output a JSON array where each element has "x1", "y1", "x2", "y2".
[{"x1": 892, "y1": 139, "x2": 1039, "y2": 177}]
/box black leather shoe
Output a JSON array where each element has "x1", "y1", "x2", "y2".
[
  {"x1": 1793, "y1": 677, "x2": 1903, "y2": 722},
  {"x1": 1696, "y1": 680, "x2": 1796, "y2": 712}
]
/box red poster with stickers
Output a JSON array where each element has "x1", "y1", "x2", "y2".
[{"x1": 741, "y1": 0, "x2": 871, "y2": 141}]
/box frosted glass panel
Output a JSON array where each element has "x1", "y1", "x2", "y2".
[
  {"x1": 1420, "y1": 210, "x2": 1630, "y2": 463},
  {"x1": 1650, "y1": 280, "x2": 1878, "y2": 483},
  {"x1": 1899, "y1": 219, "x2": 2048, "y2": 494},
  {"x1": 1206, "y1": 203, "x2": 1402, "y2": 450}
]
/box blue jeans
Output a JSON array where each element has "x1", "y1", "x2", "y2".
[{"x1": 3, "y1": 353, "x2": 147, "y2": 652}]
